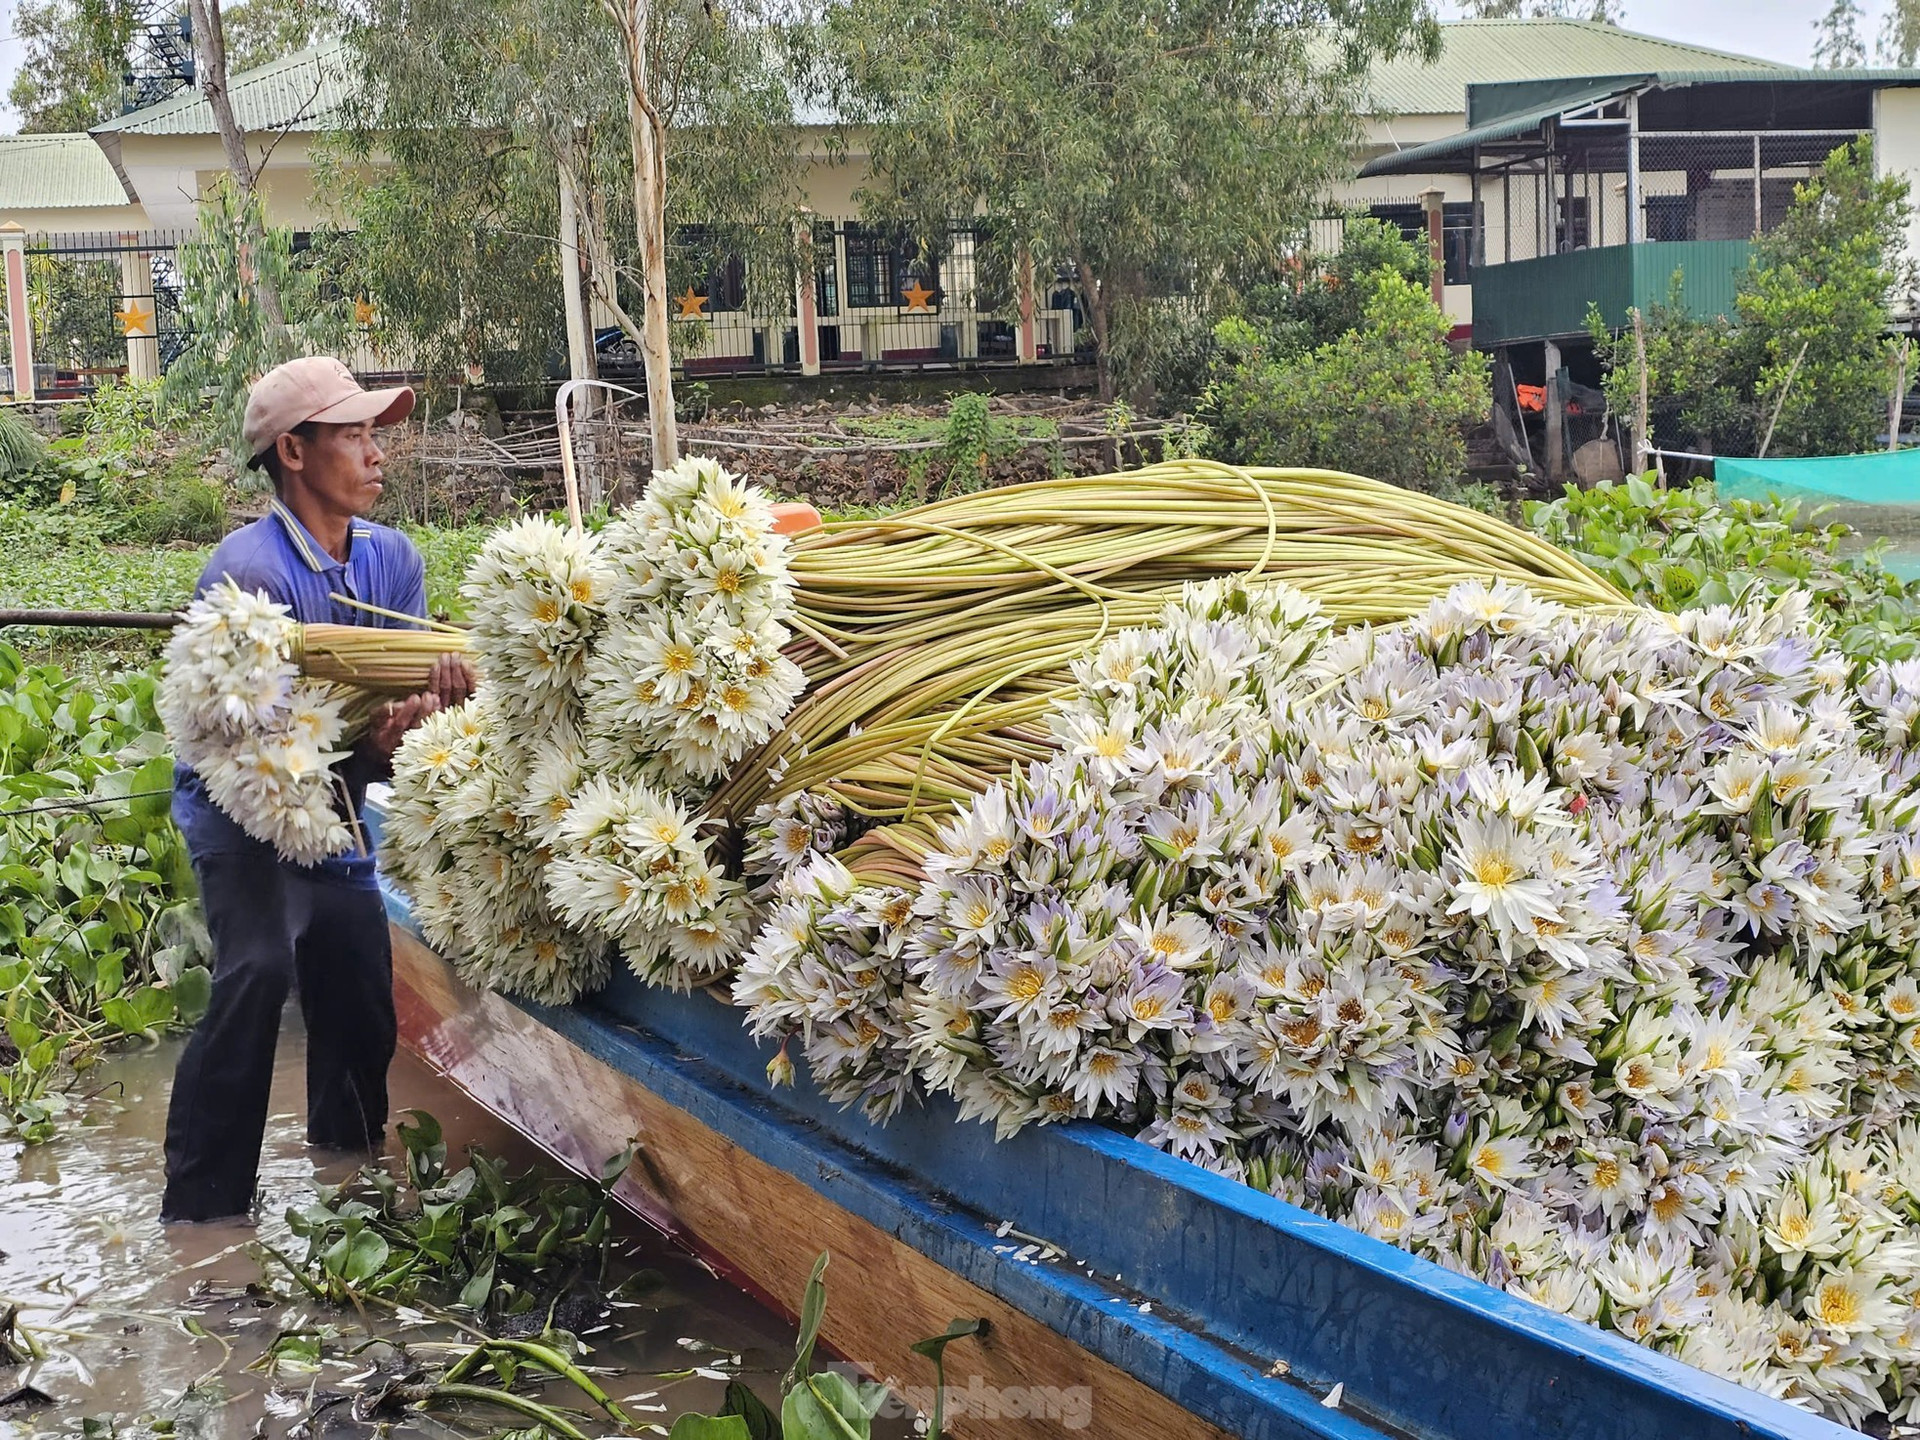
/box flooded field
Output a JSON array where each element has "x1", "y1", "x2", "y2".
[{"x1": 0, "y1": 1010, "x2": 878, "y2": 1439}]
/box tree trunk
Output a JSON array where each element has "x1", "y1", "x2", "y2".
[
  {"x1": 1075, "y1": 252, "x2": 1114, "y2": 404},
  {"x1": 187, "y1": 0, "x2": 286, "y2": 329},
  {"x1": 608, "y1": 0, "x2": 679, "y2": 471}
]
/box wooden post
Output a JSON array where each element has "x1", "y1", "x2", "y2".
[
  {"x1": 1631, "y1": 306, "x2": 1651, "y2": 480},
  {"x1": 1891, "y1": 336, "x2": 1910, "y2": 452},
  {"x1": 1758, "y1": 339, "x2": 1810, "y2": 460},
  {"x1": 1543, "y1": 337, "x2": 1565, "y2": 480},
  {"x1": 1420, "y1": 188, "x2": 1446, "y2": 307},
  {"x1": 1, "y1": 224, "x2": 32, "y2": 401},
  {"x1": 794, "y1": 215, "x2": 821, "y2": 377}
]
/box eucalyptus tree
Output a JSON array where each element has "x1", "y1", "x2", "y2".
[
  {"x1": 824, "y1": 0, "x2": 1441, "y2": 404},
  {"x1": 326, "y1": 0, "x2": 807, "y2": 443}
]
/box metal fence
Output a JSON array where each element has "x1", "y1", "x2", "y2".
[
  {"x1": 6, "y1": 216, "x2": 1093, "y2": 393},
  {"x1": 5, "y1": 230, "x2": 193, "y2": 397},
  {"x1": 1482, "y1": 129, "x2": 1864, "y2": 267},
  {"x1": 633, "y1": 218, "x2": 1084, "y2": 379}
]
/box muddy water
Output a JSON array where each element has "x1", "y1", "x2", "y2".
[{"x1": 0, "y1": 1009, "x2": 862, "y2": 1438}]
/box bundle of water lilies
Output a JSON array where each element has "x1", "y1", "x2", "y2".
[
  {"x1": 380, "y1": 456, "x2": 1625, "y2": 996},
  {"x1": 736, "y1": 577, "x2": 1920, "y2": 1427},
  {"x1": 157, "y1": 580, "x2": 467, "y2": 864}
]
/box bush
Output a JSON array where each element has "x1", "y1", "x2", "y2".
[
  {"x1": 1201, "y1": 268, "x2": 1489, "y2": 492},
  {"x1": 1233, "y1": 215, "x2": 1431, "y2": 354},
  {"x1": 0, "y1": 408, "x2": 47, "y2": 488},
  {"x1": 117, "y1": 477, "x2": 230, "y2": 545}
]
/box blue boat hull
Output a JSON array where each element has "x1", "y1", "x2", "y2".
[{"x1": 381, "y1": 877, "x2": 1850, "y2": 1440}]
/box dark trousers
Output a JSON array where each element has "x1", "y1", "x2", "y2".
[{"x1": 161, "y1": 850, "x2": 397, "y2": 1221}]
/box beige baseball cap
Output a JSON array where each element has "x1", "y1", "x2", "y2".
[{"x1": 242, "y1": 356, "x2": 415, "y2": 469}]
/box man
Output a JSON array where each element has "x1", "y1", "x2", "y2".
[{"x1": 162, "y1": 356, "x2": 474, "y2": 1224}]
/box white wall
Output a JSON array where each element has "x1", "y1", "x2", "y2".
[{"x1": 1876, "y1": 87, "x2": 1920, "y2": 309}]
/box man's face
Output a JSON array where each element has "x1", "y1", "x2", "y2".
[{"x1": 282, "y1": 420, "x2": 386, "y2": 515}]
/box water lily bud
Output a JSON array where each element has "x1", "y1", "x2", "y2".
[
  {"x1": 767, "y1": 1044, "x2": 796, "y2": 1089},
  {"x1": 1442, "y1": 1108, "x2": 1470, "y2": 1149}
]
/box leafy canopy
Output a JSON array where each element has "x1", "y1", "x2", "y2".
[
  {"x1": 824, "y1": 0, "x2": 1440, "y2": 402},
  {"x1": 321, "y1": 0, "x2": 809, "y2": 392}
]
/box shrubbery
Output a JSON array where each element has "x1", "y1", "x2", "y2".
[{"x1": 1202, "y1": 263, "x2": 1490, "y2": 493}]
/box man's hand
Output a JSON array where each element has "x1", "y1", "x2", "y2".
[
  {"x1": 428, "y1": 654, "x2": 476, "y2": 709},
  {"x1": 365, "y1": 692, "x2": 441, "y2": 759}
]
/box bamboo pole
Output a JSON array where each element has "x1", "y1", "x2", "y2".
[{"x1": 1631, "y1": 306, "x2": 1654, "y2": 484}]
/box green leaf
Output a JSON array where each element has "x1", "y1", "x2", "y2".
[
  {"x1": 457, "y1": 1259, "x2": 495, "y2": 1312},
  {"x1": 169, "y1": 966, "x2": 212, "y2": 1024},
  {"x1": 342, "y1": 1229, "x2": 391, "y2": 1285},
  {"x1": 784, "y1": 1251, "x2": 832, "y2": 1393},
  {"x1": 128, "y1": 754, "x2": 175, "y2": 821},
  {"x1": 910, "y1": 1318, "x2": 983, "y2": 1440},
  {"x1": 781, "y1": 1372, "x2": 882, "y2": 1440},
  {"x1": 722, "y1": 1380, "x2": 782, "y2": 1440},
  {"x1": 909, "y1": 1317, "x2": 984, "y2": 1363},
  {"x1": 668, "y1": 1416, "x2": 753, "y2": 1440}
]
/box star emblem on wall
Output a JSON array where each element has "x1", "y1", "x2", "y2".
[
  {"x1": 900, "y1": 280, "x2": 936, "y2": 313},
  {"x1": 114, "y1": 297, "x2": 154, "y2": 337},
  {"x1": 675, "y1": 286, "x2": 710, "y2": 319}
]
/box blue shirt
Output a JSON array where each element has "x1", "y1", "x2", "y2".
[{"x1": 172, "y1": 498, "x2": 430, "y2": 887}]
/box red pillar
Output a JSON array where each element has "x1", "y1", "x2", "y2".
[{"x1": 1016, "y1": 248, "x2": 1039, "y2": 363}]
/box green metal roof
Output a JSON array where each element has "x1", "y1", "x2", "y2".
[
  {"x1": 92, "y1": 42, "x2": 349, "y2": 138},
  {"x1": 0, "y1": 133, "x2": 135, "y2": 209},
  {"x1": 1360, "y1": 67, "x2": 1920, "y2": 176},
  {"x1": 1361, "y1": 19, "x2": 1787, "y2": 117}
]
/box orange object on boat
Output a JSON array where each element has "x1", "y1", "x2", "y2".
[
  {"x1": 1515, "y1": 384, "x2": 1546, "y2": 413},
  {"x1": 771, "y1": 502, "x2": 822, "y2": 536}
]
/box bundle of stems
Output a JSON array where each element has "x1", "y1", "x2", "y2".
[
  {"x1": 703, "y1": 462, "x2": 1628, "y2": 870},
  {"x1": 294, "y1": 603, "x2": 470, "y2": 695},
  {"x1": 782, "y1": 461, "x2": 1622, "y2": 684}
]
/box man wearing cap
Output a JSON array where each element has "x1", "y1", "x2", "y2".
[{"x1": 161, "y1": 356, "x2": 475, "y2": 1224}]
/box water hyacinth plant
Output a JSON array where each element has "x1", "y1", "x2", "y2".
[{"x1": 739, "y1": 577, "x2": 1920, "y2": 1426}]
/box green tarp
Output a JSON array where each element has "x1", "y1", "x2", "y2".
[{"x1": 1715, "y1": 448, "x2": 1920, "y2": 506}]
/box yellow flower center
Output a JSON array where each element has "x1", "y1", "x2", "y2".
[
  {"x1": 1007, "y1": 967, "x2": 1046, "y2": 1002},
  {"x1": 1817, "y1": 1284, "x2": 1861, "y2": 1329},
  {"x1": 1474, "y1": 855, "x2": 1518, "y2": 887}
]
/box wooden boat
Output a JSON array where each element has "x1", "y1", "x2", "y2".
[{"x1": 377, "y1": 849, "x2": 1854, "y2": 1440}]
